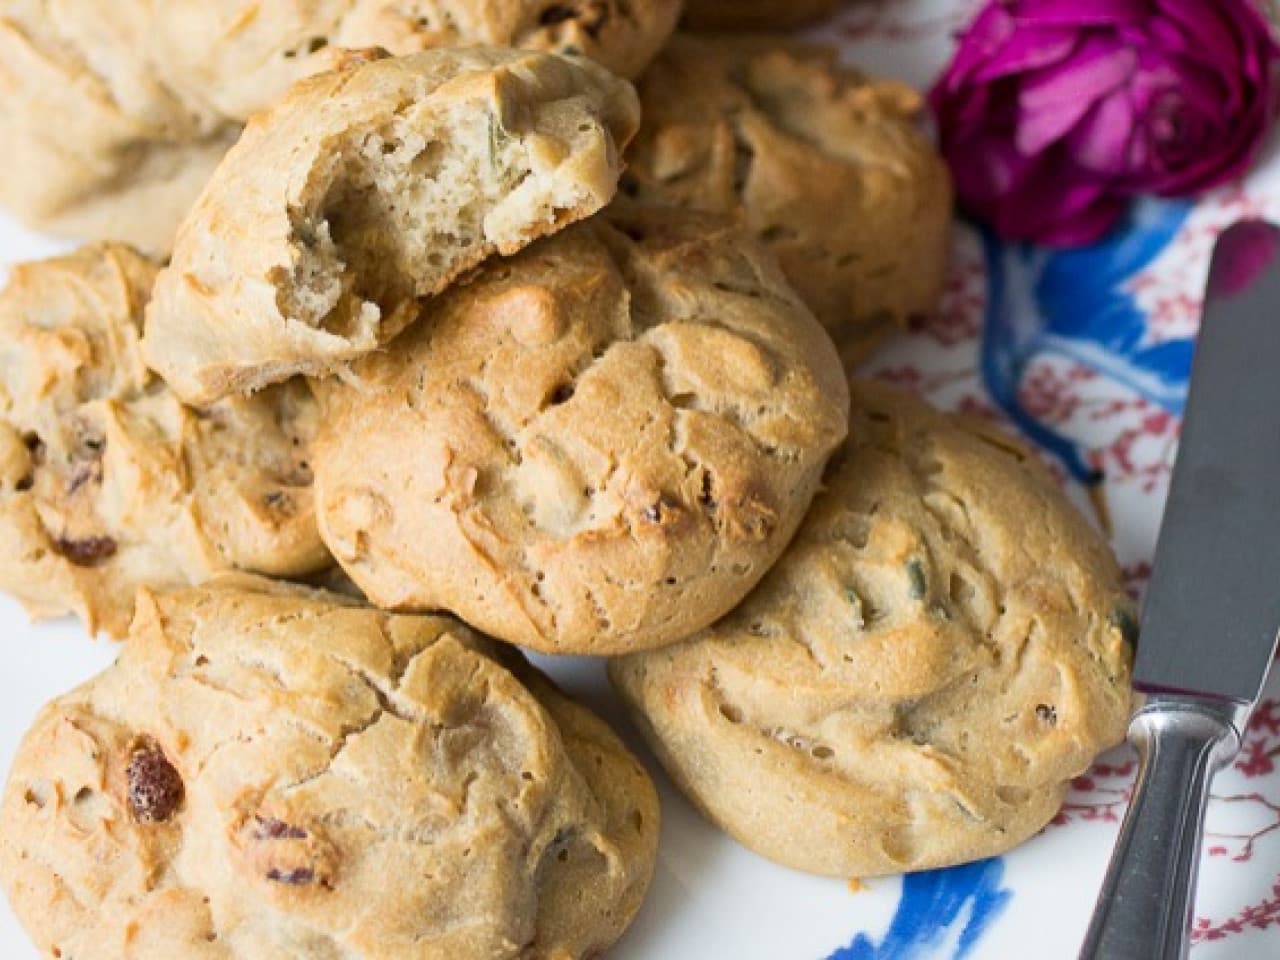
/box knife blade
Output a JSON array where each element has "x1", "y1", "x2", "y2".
[
  {"x1": 1136, "y1": 217, "x2": 1280, "y2": 703},
  {"x1": 1082, "y1": 219, "x2": 1280, "y2": 960}
]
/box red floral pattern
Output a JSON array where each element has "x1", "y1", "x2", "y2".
[
  {"x1": 1050, "y1": 701, "x2": 1280, "y2": 945},
  {"x1": 1194, "y1": 877, "x2": 1280, "y2": 943},
  {"x1": 1053, "y1": 758, "x2": 1136, "y2": 827},
  {"x1": 757, "y1": 0, "x2": 1280, "y2": 952},
  {"x1": 839, "y1": 2, "x2": 1280, "y2": 945}
]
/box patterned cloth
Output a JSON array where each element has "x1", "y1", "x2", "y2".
[{"x1": 817, "y1": 1, "x2": 1280, "y2": 956}]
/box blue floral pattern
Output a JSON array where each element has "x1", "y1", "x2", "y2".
[
  {"x1": 980, "y1": 199, "x2": 1194, "y2": 481},
  {"x1": 828, "y1": 860, "x2": 1013, "y2": 960}
]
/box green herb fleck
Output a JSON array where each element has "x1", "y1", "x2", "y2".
[
  {"x1": 1109, "y1": 606, "x2": 1139, "y2": 646},
  {"x1": 487, "y1": 112, "x2": 505, "y2": 172},
  {"x1": 906, "y1": 559, "x2": 928, "y2": 601},
  {"x1": 845, "y1": 587, "x2": 865, "y2": 630},
  {"x1": 951, "y1": 797, "x2": 979, "y2": 821}
]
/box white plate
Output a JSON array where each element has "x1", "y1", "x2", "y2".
[{"x1": 4, "y1": 2, "x2": 1280, "y2": 955}]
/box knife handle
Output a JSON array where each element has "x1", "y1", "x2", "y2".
[{"x1": 1080, "y1": 696, "x2": 1247, "y2": 960}]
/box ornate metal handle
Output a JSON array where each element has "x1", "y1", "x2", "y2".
[{"x1": 1080, "y1": 695, "x2": 1247, "y2": 959}]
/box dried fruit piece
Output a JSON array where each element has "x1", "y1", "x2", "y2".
[
  {"x1": 254, "y1": 817, "x2": 308, "y2": 840},
  {"x1": 55, "y1": 536, "x2": 118, "y2": 567},
  {"x1": 126, "y1": 742, "x2": 184, "y2": 823},
  {"x1": 267, "y1": 867, "x2": 317, "y2": 886}
]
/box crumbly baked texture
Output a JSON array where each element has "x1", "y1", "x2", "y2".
[
  {"x1": 623, "y1": 35, "x2": 953, "y2": 367},
  {"x1": 0, "y1": 0, "x2": 677, "y2": 252},
  {"x1": 0, "y1": 578, "x2": 660, "y2": 959},
  {"x1": 610, "y1": 382, "x2": 1135, "y2": 877},
  {"x1": 0, "y1": 245, "x2": 329, "y2": 638},
  {"x1": 312, "y1": 204, "x2": 850, "y2": 655},
  {"x1": 682, "y1": 0, "x2": 843, "y2": 30},
  {"x1": 142, "y1": 46, "x2": 640, "y2": 405}
]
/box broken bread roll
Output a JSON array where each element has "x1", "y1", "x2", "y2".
[{"x1": 143, "y1": 46, "x2": 640, "y2": 405}]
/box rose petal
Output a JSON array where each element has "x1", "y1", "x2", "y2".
[
  {"x1": 1147, "y1": 97, "x2": 1212, "y2": 174},
  {"x1": 1142, "y1": 99, "x2": 1258, "y2": 191},
  {"x1": 1145, "y1": 94, "x2": 1271, "y2": 193},
  {"x1": 1123, "y1": 86, "x2": 1151, "y2": 173},
  {"x1": 950, "y1": 135, "x2": 1034, "y2": 207},
  {"x1": 977, "y1": 144, "x2": 1124, "y2": 245},
  {"x1": 970, "y1": 26, "x2": 1080, "y2": 82},
  {"x1": 1012, "y1": 0, "x2": 1145, "y2": 27},
  {"x1": 1067, "y1": 89, "x2": 1138, "y2": 175},
  {"x1": 1016, "y1": 84, "x2": 1099, "y2": 153},
  {"x1": 934, "y1": 77, "x2": 1020, "y2": 147},
  {"x1": 943, "y1": 5, "x2": 1017, "y2": 88},
  {"x1": 1146, "y1": 13, "x2": 1238, "y2": 75},
  {"x1": 1158, "y1": 0, "x2": 1246, "y2": 70},
  {"x1": 1217, "y1": 1, "x2": 1280, "y2": 78},
  {"x1": 1132, "y1": 55, "x2": 1230, "y2": 119},
  {"x1": 1001, "y1": 167, "x2": 1127, "y2": 246},
  {"x1": 1018, "y1": 36, "x2": 1137, "y2": 113},
  {"x1": 1021, "y1": 154, "x2": 1115, "y2": 219},
  {"x1": 1034, "y1": 199, "x2": 1129, "y2": 247},
  {"x1": 1122, "y1": 54, "x2": 1248, "y2": 190}
]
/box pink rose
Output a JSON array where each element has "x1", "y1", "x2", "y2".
[{"x1": 930, "y1": 0, "x2": 1280, "y2": 246}]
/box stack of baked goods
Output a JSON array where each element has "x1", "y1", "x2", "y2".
[{"x1": 0, "y1": 1, "x2": 1134, "y2": 956}]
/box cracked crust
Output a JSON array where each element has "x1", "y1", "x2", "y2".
[
  {"x1": 622, "y1": 34, "x2": 953, "y2": 368},
  {"x1": 682, "y1": 0, "x2": 844, "y2": 30},
  {"x1": 0, "y1": 0, "x2": 677, "y2": 253},
  {"x1": 0, "y1": 577, "x2": 659, "y2": 959},
  {"x1": 143, "y1": 46, "x2": 640, "y2": 405},
  {"x1": 312, "y1": 203, "x2": 850, "y2": 655},
  {"x1": 0, "y1": 245, "x2": 330, "y2": 638},
  {"x1": 609, "y1": 382, "x2": 1135, "y2": 876}
]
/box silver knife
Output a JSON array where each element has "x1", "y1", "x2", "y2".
[{"x1": 1081, "y1": 219, "x2": 1280, "y2": 958}]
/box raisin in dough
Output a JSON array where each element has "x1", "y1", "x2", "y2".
[
  {"x1": 143, "y1": 46, "x2": 640, "y2": 404},
  {"x1": 624, "y1": 35, "x2": 953, "y2": 367},
  {"x1": 610, "y1": 382, "x2": 1135, "y2": 876},
  {"x1": 312, "y1": 204, "x2": 850, "y2": 655},
  {"x1": 0, "y1": 0, "x2": 678, "y2": 252},
  {"x1": 0, "y1": 578, "x2": 659, "y2": 959},
  {"x1": 0, "y1": 245, "x2": 328, "y2": 638},
  {"x1": 683, "y1": 0, "x2": 843, "y2": 30}
]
